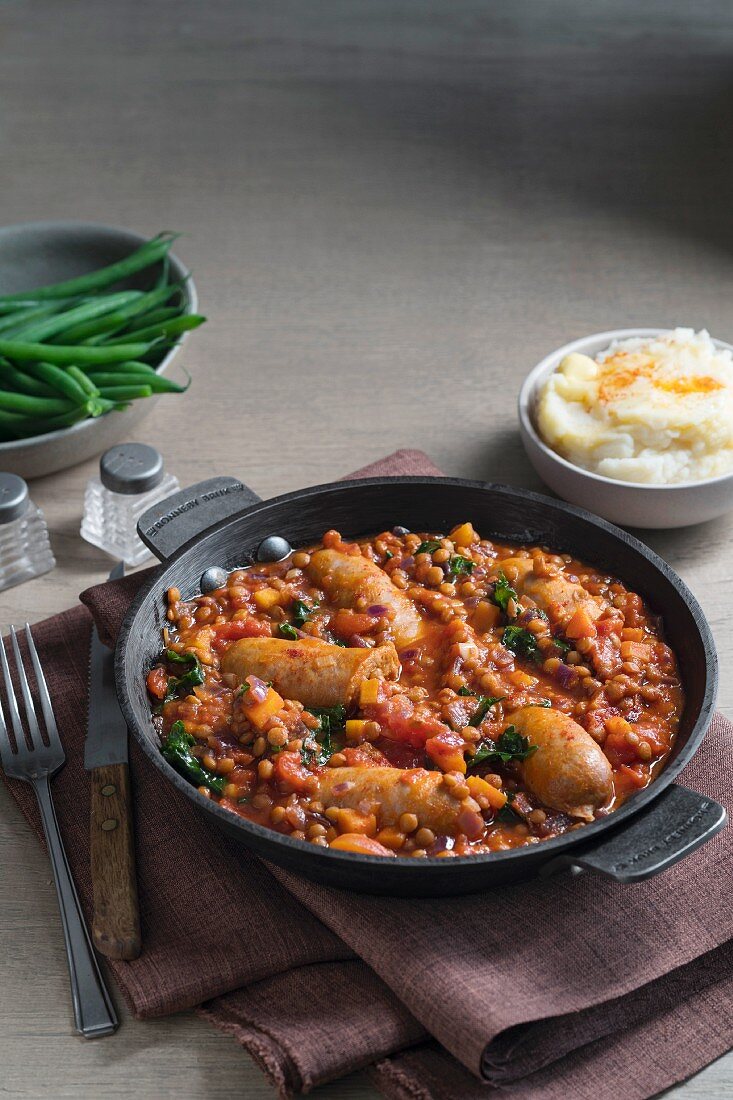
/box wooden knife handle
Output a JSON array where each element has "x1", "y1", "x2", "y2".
[{"x1": 89, "y1": 762, "x2": 141, "y2": 960}]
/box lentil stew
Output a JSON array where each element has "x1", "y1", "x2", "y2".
[{"x1": 146, "y1": 522, "x2": 683, "y2": 859}]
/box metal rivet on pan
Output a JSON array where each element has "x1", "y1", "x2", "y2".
[
  {"x1": 200, "y1": 566, "x2": 228, "y2": 593},
  {"x1": 392, "y1": 526, "x2": 410, "y2": 536},
  {"x1": 256, "y1": 535, "x2": 292, "y2": 562},
  {"x1": 101, "y1": 784, "x2": 116, "y2": 797},
  {"x1": 101, "y1": 819, "x2": 118, "y2": 831}
]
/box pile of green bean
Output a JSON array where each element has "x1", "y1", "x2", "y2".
[{"x1": 0, "y1": 232, "x2": 204, "y2": 442}]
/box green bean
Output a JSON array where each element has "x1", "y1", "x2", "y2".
[
  {"x1": 22, "y1": 361, "x2": 92, "y2": 405},
  {"x1": 0, "y1": 302, "x2": 67, "y2": 336},
  {"x1": 0, "y1": 301, "x2": 41, "y2": 315},
  {"x1": 86, "y1": 371, "x2": 186, "y2": 393},
  {"x1": 0, "y1": 338, "x2": 153, "y2": 364},
  {"x1": 96, "y1": 384, "x2": 153, "y2": 400},
  {"x1": 11, "y1": 290, "x2": 143, "y2": 343},
  {"x1": 108, "y1": 313, "x2": 205, "y2": 345},
  {"x1": 0, "y1": 361, "x2": 56, "y2": 397},
  {"x1": 60, "y1": 283, "x2": 185, "y2": 343},
  {"x1": 66, "y1": 365, "x2": 100, "y2": 397},
  {"x1": 109, "y1": 305, "x2": 181, "y2": 338},
  {"x1": 0, "y1": 233, "x2": 177, "y2": 303},
  {"x1": 0, "y1": 389, "x2": 77, "y2": 416}
]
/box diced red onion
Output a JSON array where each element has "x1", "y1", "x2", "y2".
[
  {"x1": 350, "y1": 635, "x2": 371, "y2": 648},
  {"x1": 367, "y1": 604, "x2": 389, "y2": 616},
  {"x1": 464, "y1": 596, "x2": 481, "y2": 608},
  {"x1": 398, "y1": 555, "x2": 415, "y2": 570},
  {"x1": 428, "y1": 836, "x2": 450, "y2": 855},
  {"x1": 400, "y1": 648, "x2": 418, "y2": 660},
  {"x1": 456, "y1": 807, "x2": 484, "y2": 839},
  {"x1": 246, "y1": 674, "x2": 269, "y2": 703},
  {"x1": 554, "y1": 663, "x2": 577, "y2": 689}
]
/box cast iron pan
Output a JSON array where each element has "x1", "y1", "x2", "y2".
[{"x1": 115, "y1": 476, "x2": 724, "y2": 896}]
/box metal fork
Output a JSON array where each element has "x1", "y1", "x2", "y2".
[{"x1": 0, "y1": 624, "x2": 118, "y2": 1038}]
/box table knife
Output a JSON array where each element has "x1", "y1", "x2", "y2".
[{"x1": 85, "y1": 571, "x2": 141, "y2": 961}]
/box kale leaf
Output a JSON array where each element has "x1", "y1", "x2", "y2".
[
  {"x1": 292, "y1": 599, "x2": 317, "y2": 627},
  {"x1": 448, "y1": 555, "x2": 476, "y2": 577},
  {"x1": 490, "y1": 571, "x2": 518, "y2": 616},
  {"x1": 468, "y1": 694, "x2": 505, "y2": 727},
  {"x1": 301, "y1": 704, "x2": 347, "y2": 766},
  {"x1": 502, "y1": 624, "x2": 541, "y2": 663},
  {"x1": 161, "y1": 721, "x2": 226, "y2": 793},
  {"x1": 164, "y1": 649, "x2": 205, "y2": 701},
  {"x1": 468, "y1": 725, "x2": 538, "y2": 770}
]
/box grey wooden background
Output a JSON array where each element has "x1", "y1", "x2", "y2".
[{"x1": 0, "y1": 1, "x2": 731, "y2": 1096}]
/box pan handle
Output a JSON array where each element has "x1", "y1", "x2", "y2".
[
  {"x1": 137, "y1": 477, "x2": 262, "y2": 564},
  {"x1": 541, "y1": 784, "x2": 726, "y2": 883}
]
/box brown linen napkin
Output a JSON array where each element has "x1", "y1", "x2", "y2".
[{"x1": 2, "y1": 449, "x2": 732, "y2": 1100}]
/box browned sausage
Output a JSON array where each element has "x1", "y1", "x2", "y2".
[
  {"x1": 221, "y1": 637, "x2": 399, "y2": 708},
  {"x1": 316, "y1": 766, "x2": 484, "y2": 838},
  {"x1": 307, "y1": 549, "x2": 423, "y2": 648},
  {"x1": 497, "y1": 557, "x2": 603, "y2": 626},
  {"x1": 509, "y1": 706, "x2": 613, "y2": 820}
]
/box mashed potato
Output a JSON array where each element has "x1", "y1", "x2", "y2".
[{"x1": 536, "y1": 329, "x2": 733, "y2": 484}]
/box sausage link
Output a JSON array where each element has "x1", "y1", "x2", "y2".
[
  {"x1": 510, "y1": 706, "x2": 613, "y2": 821},
  {"x1": 221, "y1": 637, "x2": 399, "y2": 708},
  {"x1": 307, "y1": 549, "x2": 423, "y2": 648},
  {"x1": 316, "y1": 766, "x2": 484, "y2": 838}
]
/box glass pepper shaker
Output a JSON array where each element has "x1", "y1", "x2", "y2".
[
  {"x1": 80, "y1": 444, "x2": 180, "y2": 567},
  {"x1": 0, "y1": 473, "x2": 55, "y2": 592}
]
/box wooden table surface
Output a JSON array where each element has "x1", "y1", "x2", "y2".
[{"x1": 1, "y1": 1, "x2": 731, "y2": 1096}]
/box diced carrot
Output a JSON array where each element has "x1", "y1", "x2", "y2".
[
  {"x1": 331, "y1": 609, "x2": 380, "y2": 638},
  {"x1": 146, "y1": 667, "x2": 168, "y2": 700},
  {"x1": 330, "y1": 807, "x2": 377, "y2": 836},
  {"x1": 253, "y1": 587, "x2": 281, "y2": 611},
  {"x1": 449, "y1": 522, "x2": 480, "y2": 545},
  {"x1": 345, "y1": 719, "x2": 369, "y2": 739},
  {"x1": 425, "y1": 730, "x2": 467, "y2": 774},
  {"x1": 604, "y1": 715, "x2": 634, "y2": 737},
  {"x1": 621, "y1": 627, "x2": 644, "y2": 642},
  {"x1": 329, "y1": 833, "x2": 396, "y2": 856},
  {"x1": 376, "y1": 826, "x2": 406, "y2": 850},
  {"x1": 471, "y1": 600, "x2": 501, "y2": 633},
  {"x1": 466, "y1": 775, "x2": 507, "y2": 811},
  {"x1": 620, "y1": 641, "x2": 653, "y2": 662},
  {"x1": 244, "y1": 685, "x2": 285, "y2": 729},
  {"x1": 565, "y1": 607, "x2": 598, "y2": 640},
  {"x1": 509, "y1": 669, "x2": 538, "y2": 689},
  {"x1": 359, "y1": 679, "x2": 381, "y2": 706}
]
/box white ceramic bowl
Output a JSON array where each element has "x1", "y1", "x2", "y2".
[
  {"x1": 518, "y1": 328, "x2": 733, "y2": 529},
  {"x1": 0, "y1": 222, "x2": 197, "y2": 479}
]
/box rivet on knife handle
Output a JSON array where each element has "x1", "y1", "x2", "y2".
[{"x1": 89, "y1": 762, "x2": 141, "y2": 960}]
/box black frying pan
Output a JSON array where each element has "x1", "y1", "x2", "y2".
[{"x1": 115, "y1": 476, "x2": 724, "y2": 896}]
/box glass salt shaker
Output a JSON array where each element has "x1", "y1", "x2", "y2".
[
  {"x1": 80, "y1": 444, "x2": 180, "y2": 567},
  {"x1": 0, "y1": 473, "x2": 55, "y2": 592}
]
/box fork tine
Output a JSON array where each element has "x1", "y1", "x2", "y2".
[
  {"x1": 25, "y1": 623, "x2": 60, "y2": 749},
  {"x1": 0, "y1": 646, "x2": 14, "y2": 765},
  {"x1": 11, "y1": 625, "x2": 41, "y2": 748},
  {"x1": 0, "y1": 631, "x2": 25, "y2": 751}
]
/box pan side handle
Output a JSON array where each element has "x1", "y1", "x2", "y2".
[
  {"x1": 541, "y1": 784, "x2": 726, "y2": 883},
  {"x1": 137, "y1": 477, "x2": 262, "y2": 564}
]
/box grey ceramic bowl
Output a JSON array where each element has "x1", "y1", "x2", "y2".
[
  {"x1": 518, "y1": 328, "x2": 733, "y2": 529},
  {"x1": 0, "y1": 221, "x2": 197, "y2": 479}
]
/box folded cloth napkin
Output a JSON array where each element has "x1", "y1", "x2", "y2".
[{"x1": 2, "y1": 449, "x2": 732, "y2": 1100}]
